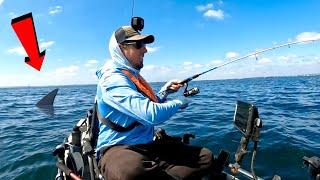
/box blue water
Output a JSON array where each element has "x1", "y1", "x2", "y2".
[{"x1": 0, "y1": 75, "x2": 319, "y2": 179}]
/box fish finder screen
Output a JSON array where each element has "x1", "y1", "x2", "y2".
[{"x1": 233, "y1": 101, "x2": 258, "y2": 135}]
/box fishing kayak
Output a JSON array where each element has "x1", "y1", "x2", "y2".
[{"x1": 52, "y1": 100, "x2": 319, "y2": 180}]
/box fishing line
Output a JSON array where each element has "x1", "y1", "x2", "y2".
[
  {"x1": 131, "y1": 0, "x2": 135, "y2": 18},
  {"x1": 181, "y1": 38, "x2": 320, "y2": 84},
  {"x1": 177, "y1": 38, "x2": 320, "y2": 97}
]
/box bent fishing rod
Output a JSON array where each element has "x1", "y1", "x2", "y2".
[
  {"x1": 181, "y1": 38, "x2": 320, "y2": 84},
  {"x1": 180, "y1": 37, "x2": 320, "y2": 97}
]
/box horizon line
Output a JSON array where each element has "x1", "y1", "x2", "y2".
[{"x1": 0, "y1": 73, "x2": 319, "y2": 89}]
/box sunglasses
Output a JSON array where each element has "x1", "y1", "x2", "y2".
[{"x1": 123, "y1": 41, "x2": 146, "y2": 49}]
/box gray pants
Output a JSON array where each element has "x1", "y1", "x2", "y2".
[{"x1": 98, "y1": 141, "x2": 213, "y2": 180}]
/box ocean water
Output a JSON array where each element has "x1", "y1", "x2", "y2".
[{"x1": 0, "y1": 75, "x2": 319, "y2": 180}]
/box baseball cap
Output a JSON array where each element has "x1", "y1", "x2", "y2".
[{"x1": 115, "y1": 26, "x2": 154, "y2": 44}]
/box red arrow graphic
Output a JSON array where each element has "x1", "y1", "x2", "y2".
[{"x1": 11, "y1": 12, "x2": 45, "y2": 71}]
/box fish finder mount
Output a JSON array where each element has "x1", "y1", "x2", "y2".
[{"x1": 230, "y1": 101, "x2": 263, "y2": 179}]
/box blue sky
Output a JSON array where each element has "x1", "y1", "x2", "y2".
[{"x1": 0, "y1": 0, "x2": 319, "y2": 87}]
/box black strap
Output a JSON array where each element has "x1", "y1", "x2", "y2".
[
  {"x1": 95, "y1": 104, "x2": 141, "y2": 132},
  {"x1": 90, "y1": 105, "x2": 99, "y2": 149}
]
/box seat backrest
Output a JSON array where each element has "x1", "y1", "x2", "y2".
[{"x1": 54, "y1": 104, "x2": 101, "y2": 180}]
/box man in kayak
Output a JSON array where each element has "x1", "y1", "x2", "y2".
[{"x1": 95, "y1": 25, "x2": 214, "y2": 179}]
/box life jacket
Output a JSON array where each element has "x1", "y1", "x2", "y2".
[
  {"x1": 97, "y1": 69, "x2": 158, "y2": 132},
  {"x1": 121, "y1": 69, "x2": 159, "y2": 103}
]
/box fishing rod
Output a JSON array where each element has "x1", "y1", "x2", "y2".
[{"x1": 181, "y1": 37, "x2": 320, "y2": 97}]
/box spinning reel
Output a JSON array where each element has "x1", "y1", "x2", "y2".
[{"x1": 183, "y1": 83, "x2": 200, "y2": 97}]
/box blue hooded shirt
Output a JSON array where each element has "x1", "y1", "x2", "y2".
[{"x1": 95, "y1": 32, "x2": 183, "y2": 152}]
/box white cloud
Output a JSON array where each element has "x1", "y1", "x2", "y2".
[
  {"x1": 8, "y1": 41, "x2": 54, "y2": 56},
  {"x1": 178, "y1": 70, "x2": 187, "y2": 74},
  {"x1": 277, "y1": 54, "x2": 297, "y2": 61},
  {"x1": 38, "y1": 65, "x2": 81, "y2": 85},
  {"x1": 89, "y1": 68, "x2": 97, "y2": 73},
  {"x1": 258, "y1": 58, "x2": 271, "y2": 64},
  {"x1": 143, "y1": 65, "x2": 172, "y2": 73},
  {"x1": 184, "y1": 63, "x2": 204, "y2": 69},
  {"x1": 204, "y1": 9, "x2": 224, "y2": 20},
  {"x1": 183, "y1": 61, "x2": 193, "y2": 66},
  {"x1": 160, "y1": 66, "x2": 172, "y2": 72},
  {"x1": 217, "y1": 0, "x2": 224, "y2": 5},
  {"x1": 211, "y1": 60, "x2": 223, "y2": 65},
  {"x1": 40, "y1": 41, "x2": 55, "y2": 49},
  {"x1": 146, "y1": 46, "x2": 160, "y2": 53},
  {"x1": 278, "y1": 56, "x2": 290, "y2": 61},
  {"x1": 85, "y1": 59, "x2": 99, "y2": 67},
  {"x1": 183, "y1": 66, "x2": 193, "y2": 70},
  {"x1": 88, "y1": 59, "x2": 99, "y2": 64},
  {"x1": 296, "y1": 32, "x2": 320, "y2": 41},
  {"x1": 141, "y1": 65, "x2": 173, "y2": 82},
  {"x1": 196, "y1": 3, "x2": 213, "y2": 12},
  {"x1": 197, "y1": 2, "x2": 225, "y2": 20},
  {"x1": 144, "y1": 65, "x2": 156, "y2": 70},
  {"x1": 49, "y1": 65, "x2": 79, "y2": 77},
  {"x1": 7, "y1": 46, "x2": 27, "y2": 56},
  {"x1": 8, "y1": 12, "x2": 18, "y2": 19},
  {"x1": 0, "y1": 0, "x2": 3, "y2": 6},
  {"x1": 49, "y1": 6, "x2": 63, "y2": 15},
  {"x1": 226, "y1": 52, "x2": 239, "y2": 59}
]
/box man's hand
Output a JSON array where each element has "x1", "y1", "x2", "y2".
[
  {"x1": 159, "y1": 79, "x2": 185, "y2": 99},
  {"x1": 166, "y1": 80, "x2": 184, "y2": 93}
]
